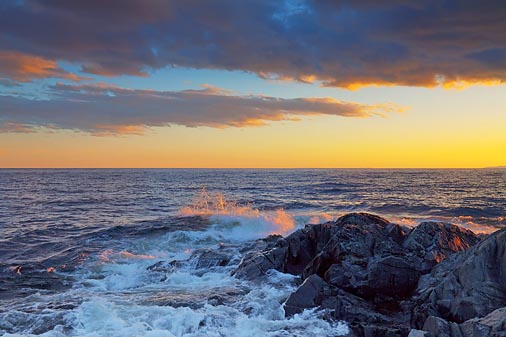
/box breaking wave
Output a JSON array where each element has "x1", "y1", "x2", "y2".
[{"x1": 179, "y1": 187, "x2": 296, "y2": 238}]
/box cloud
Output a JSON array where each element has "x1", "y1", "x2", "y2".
[
  {"x1": 0, "y1": 122, "x2": 36, "y2": 133},
  {"x1": 0, "y1": 84, "x2": 404, "y2": 135},
  {"x1": 0, "y1": 51, "x2": 83, "y2": 82},
  {"x1": 1, "y1": 0, "x2": 505, "y2": 88}
]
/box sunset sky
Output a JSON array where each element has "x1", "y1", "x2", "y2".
[{"x1": 1, "y1": 0, "x2": 505, "y2": 168}]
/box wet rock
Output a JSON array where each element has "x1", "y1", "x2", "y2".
[
  {"x1": 147, "y1": 247, "x2": 232, "y2": 276},
  {"x1": 147, "y1": 260, "x2": 183, "y2": 273},
  {"x1": 408, "y1": 330, "x2": 430, "y2": 337},
  {"x1": 232, "y1": 246, "x2": 288, "y2": 279},
  {"x1": 233, "y1": 212, "x2": 485, "y2": 337},
  {"x1": 361, "y1": 325, "x2": 409, "y2": 337},
  {"x1": 413, "y1": 228, "x2": 506, "y2": 325},
  {"x1": 0, "y1": 263, "x2": 72, "y2": 301},
  {"x1": 191, "y1": 249, "x2": 231, "y2": 269},
  {"x1": 324, "y1": 261, "x2": 367, "y2": 293},
  {"x1": 459, "y1": 307, "x2": 506, "y2": 337},
  {"x1": 283, "y1": 274, "x2": 331, "y2": 316},
  {"x1": 449, "y1": 324, "x2": 464, "y2": 337},
  {"x1": 403, "y1": 222, "x2": 480, "y2": 273},
  {"x1": 423, "y1": 316, "x2": 451, "y2": 337},
  {"x1": 331, "y1": 289, "x2": 392, "y2": 326},
  {"x1": 367, "y1": 256, "x2": 420, "y2": 297}
]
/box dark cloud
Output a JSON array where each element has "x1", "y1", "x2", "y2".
[
  {"x1": 0, "y1": 84, "x2": 404, "y2": 135},
  {"x1": 1, "y1": 0, "x2": 505, "y2": 88}
]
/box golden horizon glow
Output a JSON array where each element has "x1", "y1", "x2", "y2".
[
  {"x1": 1, "y1": 111, "x2": 505, "y2": 169},
  {"x1": 1, "y1": 75, "x2": 505, "y2": 169}
]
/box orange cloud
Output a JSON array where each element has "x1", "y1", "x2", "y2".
[
  {"x1": 0, "y1": 51, "x2": 83, "y2": 82},
  {"x1": 92, "y1": 124, "x2": 147, "y2": 136},
  {"x1": 0, "y1": 122, "x2": 36, "y2": 133}
]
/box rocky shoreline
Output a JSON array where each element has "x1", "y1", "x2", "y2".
[{"x1": 232, "y1": 213, "x2": 506, "y2": 337}]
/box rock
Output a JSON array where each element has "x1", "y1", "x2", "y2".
[
  {"x1": 331, "y1": 289, "x2": 393, "y2": 325},
  {"x1": 147, "y1": 248, "x2": 231, "y2": 278},
  {"x1": 408, "y1": 330, "x2": 431, "y2": 337},
  {"x1": 459, "y1": 307, "x2": 506, "y2": 337},
  {"x1": 449, "y1": 323, "x2": 463, "y2": 337},
  {"x1": 367, "y1": 256, "x2": 420, "y2": 297},
  {"x1": 324, "y1": 261, "x2": 367, "y2": 292},
  {"x1": 361, "y1": 325, "x2": 409, "y2": 337},
  {"x1": 403, "y1": 222, "x2": 480, "y2": 273},
  {"x1": 191, "y1": 249, "x2": 230, "y2": 269},
  {"x1": 423, "y1": 316, "x2": 450, "y2": 337},
  {"x1": 413, "y1": 229, "x2": 506, "y2": 325},
  {"x1": 232, "y1": 212, "x2": 484, "y2": 336},
  {"x1": 235, "y1": 212, "x2": 410, "y2": 282},
  {"x1": 147, "y1": 260, "x2": 184, "y2": 273},
  {"x1": 283, "y1": 274, "x2": 331, "y2": 316},
  {"x1": 232, "y1": 246, "x2": 288, "y2": 279}
]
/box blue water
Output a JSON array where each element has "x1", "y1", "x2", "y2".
[{"x1": 1, "y1": 169, "x2": 505, "y2": 336}]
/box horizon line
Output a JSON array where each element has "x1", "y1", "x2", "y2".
[{"x1": 1, "y1": 166, "x2": 504, "y2": 170}]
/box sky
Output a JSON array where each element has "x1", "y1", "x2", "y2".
[{"x1": 0, "y1": 0, "x2": 505, "y2": 168}]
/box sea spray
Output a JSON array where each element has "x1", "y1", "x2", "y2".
[{"x1": 179, "y1": 187, "x2": 296, "y2": 237}]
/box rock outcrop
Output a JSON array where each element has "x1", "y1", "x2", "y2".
[
  {"x1": 412, "y1": 228, "x2": 506, "y2": 327},
  {"x1": 284, "y1": 274, "x2": 332, "y2": 316},
  {"x1": 233, "y1": 212, "x2": 494, "y2": 337},
  {"x1": 459, "y1": 307, "x2": 506, "y2": 337}
]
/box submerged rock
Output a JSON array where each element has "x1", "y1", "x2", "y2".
[
  {"x1": 148, "y1": 247, "x2": 234, "y2": 275},
  {"x1": 191, "y1": 249, "x2": 231, "y2": 269}
]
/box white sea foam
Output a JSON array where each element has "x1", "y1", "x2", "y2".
[
  {"x1": 3, "y1": 210, "x2": 348, "y2": 337},
  {"x1": 6, "y1": 195, "x2": 496, "y2": 337},
  {"x1": 2, "y1": 194, "x2": 351, "y2": 336},
  {"x1": 60, "y1": 266, "x2": 349, "y2": 337}
]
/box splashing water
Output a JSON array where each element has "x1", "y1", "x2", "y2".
[
  {"x1": 179, "y1": 187, "x2": 258, "y2": 217},
  {"x1": 179, "y1": 187, "x2": 296, "y2": 237}
]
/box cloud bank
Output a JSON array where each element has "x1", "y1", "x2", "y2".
[
  {"x1": 1, "y1": 0, "x2": 505, "y2": 88},
  {"x1": 0, "y1": 84, "x2": 404, "y2": 135}
]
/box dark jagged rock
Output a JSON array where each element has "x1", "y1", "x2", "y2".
[
  {"x1": 0, "y1": 263, "x2": 72, "y2": 301},
  {"x1": 191, "y1": 249, "x2": 231, "y2": 269},
  {"x1": 148, "y1": 246, "x2": 234, "y2": 274},
  {"x1": 412, "y1": 228, "x2": 506, "y2": 326},
  {"x1": 147, "y1": 260, "x2": 183, "y2": 273},
  {"x1": 231, "y1": 235, "x2": 286, "y2": 279},
  {"x1": 283, "y1": 274, "x2": 331, "y2": 316},
  {"x1": 232, "y1": 212, "x2": 489, "y2": 337},
  {"x1": 232, "y1": 245, "x2": 287, "y2": 280},
  {"x1": 235, "y1": 214, "x2": 476, "y2": 301},
  {"x1": 367, "y1": 256, "x2": 420, "y2": 297},
  {"x1": 459, "y1": 307, "x2": 506, "y2": 337},
  {"x1": 423, "y1": 316, "x2": 452, "y2": 337},
  {"x1": 147, "y1": 247, "x2": 234, "y2": 283},
  {"x1": 331, "y1": 289, "x2": 388, "y2": 323},
  {"x1": 403, "y1": 222, "x2": 480, "y2": 273}
]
